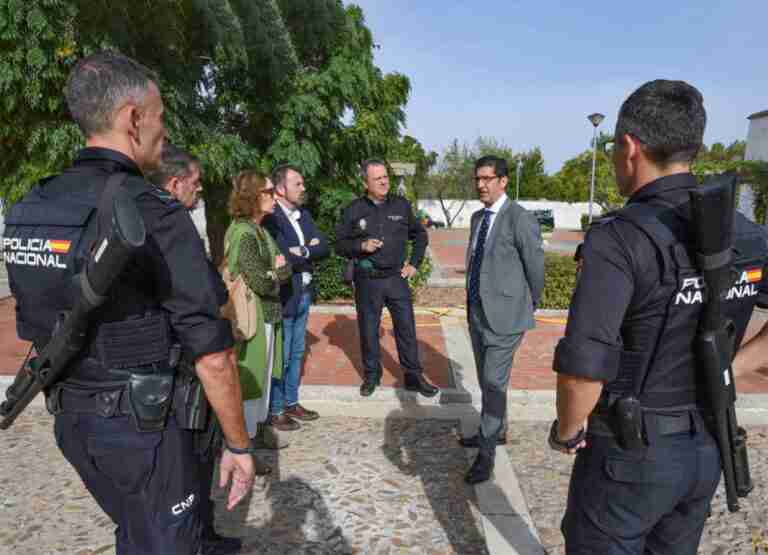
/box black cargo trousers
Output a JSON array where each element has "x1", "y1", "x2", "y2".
[
  {"x1": 353, "y1": 271, "x2": 424, "y2": 383},
  {"x1": 53, "y1": 389, "x2": 203, "y2": 555},
  {"x1": 562, "y1": 410, "x2": 721, "y2": 554}
]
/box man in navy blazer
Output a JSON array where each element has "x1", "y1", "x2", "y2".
[{"x1": 262, "y1": 164, "x2": 330, "y2": 431}]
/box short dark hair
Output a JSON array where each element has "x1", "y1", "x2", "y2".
[
  {"x1": 65, "y1": 50, "x2": 156, "y2": 137},
  {"x1": 361, "y1": 159, "x2": 387, "y2": 180},
  {"x1": 615, "y1": 79, "x2": 706, "y2": 166},
  {"x1": 474, "y1": 156, "x2": 508, "y2": 178},
  {"x1": 271, "y1": 163, "x2": 302, "y2": 189},
  {"x1": 145, "y1": 143, "x2": 198, "y2": 187}
]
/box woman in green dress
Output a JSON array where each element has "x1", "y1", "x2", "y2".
[{"x1": 224, "y1": 171, "x2": 293, "y2": 448}]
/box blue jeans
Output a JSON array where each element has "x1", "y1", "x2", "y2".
[{"x1": 270, "y1": 291, "x2": 312, "y2": 416}]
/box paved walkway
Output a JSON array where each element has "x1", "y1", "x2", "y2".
[
  {"x1": 2, "y1": 240, "x2": 768, "y2": 553},
  {"x1": 0, "y1": 407, "x2": 493, "y2": 555},
  {"x1": 427, "y1": 229, "x2": 584, "y2": 287}
]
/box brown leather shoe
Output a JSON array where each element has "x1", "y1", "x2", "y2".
[
  {"x1": 284, "y1": 403, "x2": 320, "y2": 421},
  {"x1": 265, "y1": 413, "x2": 301, "y2": 431}
]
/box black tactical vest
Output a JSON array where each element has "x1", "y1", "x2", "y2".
[
  {"x1": 4, "y1": 172, "x2": 171, "y2": 387},
  {"x1": 603, "y1": 199, "x2": 768, "y2": 408},
  {"x1": 4, "y1": 177, "x2": 100, "y2": 346}
]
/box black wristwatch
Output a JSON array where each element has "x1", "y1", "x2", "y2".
[
  {"x1": 300, "y1": 245, "x2": 309, "y2": 258},
  {"x1": 224, "y1": 443, "x2": 259, "y2": 455},
  {"x1": 548, "y1": 420, "x2": 586, "y2": 450}
]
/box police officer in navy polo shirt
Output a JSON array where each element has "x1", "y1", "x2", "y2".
[{"x1": 335, "y1": 160, "x2": 439, "y2": 398}]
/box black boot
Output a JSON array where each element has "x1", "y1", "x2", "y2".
[
  {"x1": 465, "y1": 436, "x2": 495, "y2": 484},
  {"x1": 459, "y1": 433, "x2": 507, "y2": 448},
  {"x1": 404, "y1": 374, "x2": 439, "y2": 397}
]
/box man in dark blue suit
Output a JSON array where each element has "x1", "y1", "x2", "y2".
[{"x1": 262, "y1": 164, "x2": 330, "y2": 432}]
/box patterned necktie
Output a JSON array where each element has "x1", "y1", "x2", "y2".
[{"x1": 468, "y1": 209, "x2": 491, "y2": 304}]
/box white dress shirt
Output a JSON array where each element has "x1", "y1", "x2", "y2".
[
  {"x1": 279, "y1": 201, "x2": 312, "y2": 286},
  {"x1": 471, "y1": 193, "x2": 508, "y2": 254}
]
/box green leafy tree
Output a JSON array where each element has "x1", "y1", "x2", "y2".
[
  {"x1": 427, "y1": 139, "x2": 475, "y2": 227},
  {"x1": 692, "y1": 158, "x2": 768, "y2": 223},
  {"x1": 697, "y1": 141, "x2": 747, "y2": 163},
  {"x1": 547, "y1": 132, "x2": 622, "y2": 210},
  {"x1": 386, "y1": 135, "x2": 437, "y2": 203},
  {"x1": 423, "y1": 137, "x2": 552, "y2": 227},
  {"x1": 0, "y1": 0, "x2": 411, "y2": 265}
]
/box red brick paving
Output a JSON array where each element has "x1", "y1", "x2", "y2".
[
  {"x1": 428, "y1": 229, "x2": 468, "y2": 271},
  {"x1": 512, "y1": 321, "x2": 561, "y2": 390},
  {"x1": 550, "y1": 230, "x2": 585, "y2": 242},
  {"x1": 428, "y1": 228, "x2": 587, "y2": 275},
  {"x1": 0, "y1": 298, "x2": 31, "y2": 376},
  {"x1": 301, "y1": 312, "x2": 451, "y2": 388},
  {"x1": 1, "y1": 294, "x2": 767, "y2": 394}
]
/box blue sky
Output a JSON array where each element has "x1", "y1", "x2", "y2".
[{"x1": 347, "y1": 1, "x2": 768, "y2": 172}]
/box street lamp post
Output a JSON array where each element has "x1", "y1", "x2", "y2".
[
  {"x1": 587, "y1": 112, "x2": 605, "y2": 224},
  {"x1": 515, "y1": 159, "x2": 522, "y2": 201}
]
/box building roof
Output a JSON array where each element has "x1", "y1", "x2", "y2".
[{"x1": 748, "y1": 110, "x2": 768, "y2": 120}]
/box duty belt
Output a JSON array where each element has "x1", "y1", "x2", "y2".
[
  {"x1": 46, "y1": 386, "x2": 131, "y2": 418},
  {"x1": 47, "y1": 374, "x2": 209, "y2": 432},
  {"x1": 355, "y1": 267, "x2": 399, "y2": 279},
  {"x1": 589, "y1": 409, "x2": 701, "y2": 445}
]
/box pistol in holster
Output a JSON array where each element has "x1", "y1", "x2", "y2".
[
  {"x1": 173, "y1": 357, "x2": 211, "y2": 432},
  {"x1": 172, "y1": 356, "x2": 221, "y2": 457},
  {"x1": 611, "y1": 396, "x2": 644, "y2": 451}
]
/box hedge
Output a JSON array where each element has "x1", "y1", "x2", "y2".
[
  {"x1": 313, "y1": 248, "x2": 433, "y2": 301},
  {"x1": 539, "y1": 253, "x2": 578, "y2": 310}
]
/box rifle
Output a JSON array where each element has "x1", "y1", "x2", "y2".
[
  {"x1": 0, "y1": 186, "x2": 146, "y2": 429},
  {"x1": 690, "y1": 172, "x2": 753, "y2": 513}
]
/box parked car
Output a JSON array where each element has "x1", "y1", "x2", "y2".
[
  {"x1": 531, "y1": 209, "x2": 554, "y2": 229},
  {"x1": 417, "y1": 210, "x2": 446, "y2": 229}
]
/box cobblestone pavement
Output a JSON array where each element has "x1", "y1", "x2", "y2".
[
  {"x1": 506, "y1": 421, "x2": 768, "y2": 555},
  {"x1": 0, "y1": 408, "x2": 487, "y2": 555}
]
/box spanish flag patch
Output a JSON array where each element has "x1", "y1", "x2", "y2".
[
  {"x1": 746, "y1": 267, "x2": 763, "y2": 284},
  {"x1": 49, "y1": 240, "x2": 71, "y2": 254}
]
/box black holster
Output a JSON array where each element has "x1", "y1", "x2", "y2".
[
  {"x1": 172, "y1": 362, "x2": 220, "y2": 458},
  {"x1": 127, "y1": 372, "x2": 175, "y2": 432},
  {"x1": 611, "y1": 396, "x2": 644, "y2": 450},
  {"x1": 173, "y1": 370, "x2": 211, "y2": 431}
]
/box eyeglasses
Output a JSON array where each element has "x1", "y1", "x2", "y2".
[
  {"x1": 474, "y1": 175, "x2": 499, "y2": 184},
  {"x1": 260, "y1": 188, "x2": 276, "y2": 197}
]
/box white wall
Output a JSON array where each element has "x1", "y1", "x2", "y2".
[
  {"x1": 746, "y1": 112, "x2": 768, "y2": 163},
  {"x1": 418, "y1": 199, "x2": 602, "y2": 230},
  {"x1": 740, "y1": 111, "x2": 768, "y2": 221}
]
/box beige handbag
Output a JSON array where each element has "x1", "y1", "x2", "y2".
[
  {"x1": 219, "y1": 263, "x2": 259, "y2": 341},
  {"x1": 219, "y1": 222, "x2": 262, "y2": 341}
]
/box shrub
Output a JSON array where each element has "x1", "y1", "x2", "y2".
[
  {"x1": 580, "y1": 214, "x2": 590, "y2": 231},
  {"x1": 540, "y1": 253, "x2": 577, "y2": 309},
  {"x1": 312, "y1": 233, "x2": 433, "y2": 301},
  {"x1": 314, "y1": 252, "x2": 354, "y2": 301},
  {"x1": 410, "y1": 253, "x2": 433, "y2": 290}
]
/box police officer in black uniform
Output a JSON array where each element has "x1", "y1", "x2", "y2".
[
  {"x1": 550, "y1": 80, "x2": 768, "y2": 554},
  {"x1": 335, "y1": 159, "x2": 439, "y2": 397},
  {"x1": 4, "y1": 51, "x2": 255, "y2": 554},
  {"x1": 146, "y1": 143, "x2": 244, "y2": 555}
]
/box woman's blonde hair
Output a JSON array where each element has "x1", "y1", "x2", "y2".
[{"x1": 228, "y1": 170, "x2": 269, "y2": 218}]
